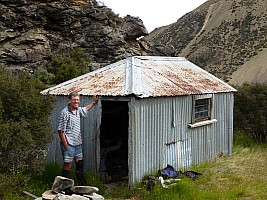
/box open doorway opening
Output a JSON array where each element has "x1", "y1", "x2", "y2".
[{"x1": 99, "y1": 100, "x2": 129, "y2": 183}]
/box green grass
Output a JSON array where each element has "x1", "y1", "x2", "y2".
[
  {"x1": 2, "y1": 133, "x2": 267, "y2": 200},
  {"x1": 101, "y1": 138, "x2": 267, "y2": 200},
  {"x1": 103, "y1": 133, "x2": 267, "y2": 200}
]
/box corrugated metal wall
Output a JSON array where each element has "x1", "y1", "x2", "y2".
[
  {"x1": 129, "y1": 92, "x2": 234, "y2": 186},
  {"x1": 189, "y1": 93, "x2": 234, "y2": 165},
  {"x1": 46, "y1": 95, "x2": 99, "y2": 171}
]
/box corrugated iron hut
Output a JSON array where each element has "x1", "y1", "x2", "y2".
[{"x1": 41, "y1": 56, "x2": 236, "y2": 187}]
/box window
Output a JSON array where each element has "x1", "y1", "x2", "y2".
[
  {"x1": 194, "y1": 98, "x2": 211, "y2": 122},
  {"x1": 188, "y1": 94, "x2": 217, "y2": 128}
]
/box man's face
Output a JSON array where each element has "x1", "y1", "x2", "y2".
[{"x1": 69, "y1": 95, "x2": 80, "y2": 109}]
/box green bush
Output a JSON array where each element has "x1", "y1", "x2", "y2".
[
  {"x1": 0, "y1": 67, "x2": 55, "y2": 174},
  {"x1": 46, "y1": 48, "x2": 90, "y2": 84},
  {"x1": 233, "y1": 83, "x2": 267, "y2": 143},
  {"x1": 33, "y1": 67, "x2": 55, "y2": 87},
  {"x1": 233, "y1": 131, "x2": 257, "y2": 147},
  {"x1": 0, "y1": 172, "x2": 30, "y2": 199}
]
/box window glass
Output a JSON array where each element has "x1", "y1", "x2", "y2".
[{"x1": 194, "y1": 98, "x2": 210, "y2": 122}]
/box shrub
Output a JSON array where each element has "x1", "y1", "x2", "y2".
[
  {"x1": 0, "y1": 67, "x2": 55, "y2": 174},
  {"x1": 33, "y1": 67, "x2": 55, "y2": 87},
  {"x1": 233, "y1": 83, "x2": 267, "y2": 143},
  {"x1": 0, "y1": 172, "x2": 30, "y2": 199},
  {"x1": 46, "y1": 48, "x2": 90, "y2": 84}
]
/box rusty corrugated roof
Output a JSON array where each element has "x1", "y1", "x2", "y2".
[{"x1": 41, "y1": 56, "x2": 236, "y2": 97}]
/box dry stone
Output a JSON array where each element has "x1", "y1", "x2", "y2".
[
  {"x1": 42, "y1": 190, "x2": 57, "y2": 200},
  {"x1": 55, "y1": 193, "x2": 104, "y2": 200},
  {"x1": 122, "y1": 15, "x2": 148, "y2": 40},
  {"x1": 83, "y1": 193, "x2": 104, "y2": 200},
  {"x1": 52, "y1": 176, "x2": 75, "y2": 193},
  {"x1": 70, "y1": 186, "x2": 99, "y2": 194}
]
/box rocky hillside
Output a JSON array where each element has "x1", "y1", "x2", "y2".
[
  {"x1": 143, "y1": 0, "x2": 267, "y2": 84},
  {"x1": 0, "y1": 0, "x2": 163, "y2": 73}
]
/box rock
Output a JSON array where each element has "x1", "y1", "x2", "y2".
[
  {"x1": 42, "y1": 190, "x2": 57, "y2": 200},
  {"x1": 106, "y1": 31, "x2": 125, "y2": 46},
  {"x1": 55, "y1": 194, "x2": 95, "y2": 200},
  {"x1": 0, "y1": 0, "x2": 163, "y2": 73},
  {"x1": 122, "y1": 15, "x2": 148, "y2": 40},
  {"x1": 52, "y1": 176, "x2": 75, "y2": 193},
  {"x1": 90, "y1": 11, "x2": 108, "y2": 21},
  {"x1": 70, "y1": 186, "x2": 99, "y2": 194},
  {"x1": 84, "y1": 193, "x2": 105, "y2": 200},
  {"x1": 0, "y1": 30, "x2": 20, "y2": 42},
  {"x1": 0, "y1": 0, "x2": 28, "y2": 5}
]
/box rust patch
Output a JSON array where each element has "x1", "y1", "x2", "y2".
[
  {"x1": 41, "y1": 56, "x2": 236, "y2": 96},
  {"x1": 165, "y1": 141, "x2": 176, "y2": 146}
]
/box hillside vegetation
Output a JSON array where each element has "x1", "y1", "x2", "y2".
[{"x1": 144, "y1": 0, "x2": 267, "y2": 84}]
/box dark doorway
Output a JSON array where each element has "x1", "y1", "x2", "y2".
[{"x1": 99, "y1": 100, "x2": 129, "y2": 183}]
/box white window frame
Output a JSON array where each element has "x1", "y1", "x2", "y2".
[{"x1": 188, "y1": 94, "x2": 217, "y2": 128}]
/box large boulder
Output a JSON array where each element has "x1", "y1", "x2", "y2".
[{"x1": 122, "y1": 15, "x2": 148, "y2": 40}]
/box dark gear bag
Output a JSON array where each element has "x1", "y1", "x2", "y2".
[{"x1": 159, "y1": 165, "x2": 179, "y2": 178}]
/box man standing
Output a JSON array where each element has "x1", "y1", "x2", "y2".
[{"x1": 58, "y1": 92, "x2": 98, "y2": 185}]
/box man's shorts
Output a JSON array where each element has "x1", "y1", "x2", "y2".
[{"x1": 60, "y1": 143, "x2": 83, "y2": 163}]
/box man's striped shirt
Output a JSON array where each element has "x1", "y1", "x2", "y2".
[{"x1": 58, "y1": 105, "x2": 88, "y2": 145}]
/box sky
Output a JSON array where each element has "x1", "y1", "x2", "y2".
[{"x1": 98, "y1": 0, "x2": 207, "y2": 32}]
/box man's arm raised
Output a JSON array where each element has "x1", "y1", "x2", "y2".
[{"x1": 86, "y1": 95, "x2": 98, "y2": 111}]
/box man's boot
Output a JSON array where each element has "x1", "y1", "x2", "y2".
[
  {"x1": 75, "y1": 160, "x2": 87, "y2": 185},
  {"x1": 62, "y1": 169, "x2": 71, "y2": 179}
]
